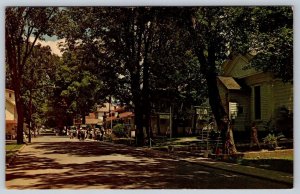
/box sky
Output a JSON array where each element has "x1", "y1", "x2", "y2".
[{"x1": 29, "y1": 36, "x2": 65, "y2": 57}]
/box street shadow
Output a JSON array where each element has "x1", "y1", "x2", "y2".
[
  {"x1": 6, "y1": 141, "x2": 292, "y2": 189},
  {"x1": 6, "y1": 145, "x2": 207, "y2": 189}
]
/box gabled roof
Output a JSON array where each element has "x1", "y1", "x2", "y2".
[
  {"x1": 6, "y1": 97, "x2": 16, "y2": 106},
  {"x1": 218, "y1": 76, "x2": 241, "y2": 90},
  {"x1": 86, "y1": 118, "x2": 101, "y2": 125},
  {"x1": 106, "y1": 112, "x2": 134, "y2": 122},
  {"x1": 221, "y1": 54, "x2": 260, "y2": 79}
]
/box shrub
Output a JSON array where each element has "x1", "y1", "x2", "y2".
[
  {"x1": 263, "y1": 134, "x2": 278, "y2": 149},
  {"x1": 112, "y1": 124, "x2": 127, "y2": 138},
  {"x1": 209, "y1": 130, "x2": 220, "y2": 140}
]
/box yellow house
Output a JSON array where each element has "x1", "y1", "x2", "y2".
[
  {"x1": 5, "y1": 89, "x2": 18, "y2": 139},
  {"x1": 218, "y1": 54, "x2": 293, "y2": 135}
]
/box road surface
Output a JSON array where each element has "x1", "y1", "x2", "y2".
[{"x1": 6, "y1": 136, "x2": 291, "y2": 189}]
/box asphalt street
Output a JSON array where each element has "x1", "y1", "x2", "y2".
[{"x1": 6, "y1": 135, "x2": 291, "y2": 189}]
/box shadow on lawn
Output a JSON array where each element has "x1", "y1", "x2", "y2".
[{"x1": 241, "y1": 159, "x2": 293, "y2": 173}]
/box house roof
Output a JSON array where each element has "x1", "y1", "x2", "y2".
[
  {"x1": 106, "y1": 112, "x2": 134, "y2": 122},
  {"x1": 6, "y1": 97, "x2": 16, "y2": 106},
  {"x1": 86, "y1": 118, "x2": 101, "y2": 125},
  {"x1": 218, "y1": 76, "x2": 241, "y2": 90},
  {"x1": 6, "y1": 120, "x2": 17, "y2": 124},
  {"x1": 6, "y1": 89, "x2": 15, "y2": 93},
  {"x1": 119, "y1": 112, "x2": 134, "y2": 119},
  {"x1": 86, "y1": 113, "x2": 96, "y2": 119}
]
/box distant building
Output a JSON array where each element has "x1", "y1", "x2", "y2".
[
  {"x1": 5, "y1": 89, "x2": 17, "y2": 139},
  {"x1": 85, "y1": 112, "x2": 101, "y2": 128},
  {"x1": 103, "y1": 105, "x2": 134, "y2": 131}
]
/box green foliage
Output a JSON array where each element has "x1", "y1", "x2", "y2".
[
  {"x1": 112, "y1": 124, "x2": 127, "y2": 138},
  {"x1": 209, "y1": 130, "x2": 220, "y2": 140},
  {"x1": 263, "y1": 134, "x2": 278, "y2": 149},
  {"x1": 20, "y1": 44, "x2": 60, "y2": 128},
  {"x1": 6, "y1": 7, "x2": 60, "y2": 143},
  {"x1": 6, "y1": 7, "x2": 291, "y2": 145},
  {"x1": 51, "y1": 48, "x2": 104, "y2": 124},
  {"x1": 245, "y1": 7, "x2": 293, "y2": 82},
  {"x1": 263, "y1": 106, "x2": 293, "y2": 138}
]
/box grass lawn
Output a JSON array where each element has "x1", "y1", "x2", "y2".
[
  {"x1": 240, "y1": 149, "x2": 293, "y2": 173},
  {"x1": 6, "y1": 143, "x2": 24, "y2": 163}
]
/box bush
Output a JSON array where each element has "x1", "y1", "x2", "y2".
[
  {"x1": 263, "y1": 134, "x2": 278, "y2": 149},
  {"x1": 209, "y1": 130, "x2": 220, "y2": 140},
  {"x1": 112, "y1": 124, "x2": 127, "y2": 138}
]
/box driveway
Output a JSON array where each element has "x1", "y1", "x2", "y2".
[{"x1": 6, "y1": 136, "x2": 291, "y2": 189}]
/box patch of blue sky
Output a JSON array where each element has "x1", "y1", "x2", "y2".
[{"x1": 43, "y1": 35, "x2": 59, "y2": 41}]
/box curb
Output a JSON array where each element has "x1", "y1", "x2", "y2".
[
  {"x1": 141, "y1": 147, "x2": 293, "y2": 186},
  {"x1": 181, "y1": 157, "x2": 293, "y2": 186},
  {"x1": 86, "y1": 140, "x2": 293, "y2": 186},
  {"x1": 6, "y1": 144, "x2": 27, "y2": 168}
]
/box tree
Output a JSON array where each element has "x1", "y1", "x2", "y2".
[
  {"x1": 52, "y1": 48, "x2": 103, "y2": 129},
  {"x1": 246, "y1": 7, "x2": 293, "y2": 82},
  {"x1": 6, "y1": 7, "x2": 59, "y2": 144},
  {"x1": 22, "y1": 44, "x2": 60, "y2": 142},
  {"x1": 55, "y1": 7, "x2": 210, "y2": 145},
  {"x1": 176, "y1": 6, "x2": 292, "y2": 153}
]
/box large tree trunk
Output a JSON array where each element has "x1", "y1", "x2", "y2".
[
  {"x1": 6, "y1": 34, "x2": 25, "y2": 144},
  {"x1": 15, "y1": 87, "x2": 25, "y2": 144},
  {"x1": 134, "y1": 103, "x2": 144, "y2": 146},
  {"x1": 227, "y1": 123, "x2": 237, "y2": 154},
  {"x1": 131, "y1": 72, "x2": 144, "y2": 146},
  {"x1": 187, "y1": 14, "x2": 235, "y2": 154},
  {"x1": 157, "y1": 114, "x2": 161, "y2": 135},
  {"x1": 205, "y1": 58, "x2": 231, "y2": 154},
  {"x1": 172, "y1": 105, "x2": 178, "y2": 137},
  {"x1": 142, "y1": 60, "x2": 151, "y2": 142}
]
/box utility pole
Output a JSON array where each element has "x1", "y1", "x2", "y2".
[
  {"x1": 108, "y1": 96, "x2": 113, "y2": 130},
  {"x1": 28, "y1": 90, "x2": 32, "y2": 143},
  {"x1": 170, "y1": 105, "x2": 172, "y2": 139},
  {"x1": 110, "y1": 97, "x2": 113, "y2": 130},
  {"x1": 28, "y1": 67, "x2": 34, "y2": 143}
]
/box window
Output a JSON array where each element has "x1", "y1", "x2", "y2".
[
  {"x1": 254, "y1": 86, "x2": 261, "y2": 120},
  {"x1": 229, "y1": 102, "x2": 238, "y2": 119},
  {"x1": 9, "y1": 93, "x2": 12, "y2": 98}
]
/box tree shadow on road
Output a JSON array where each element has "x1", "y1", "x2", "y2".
[{"x1": 6, "y1": 141, "x2": 291, "y2": 189}]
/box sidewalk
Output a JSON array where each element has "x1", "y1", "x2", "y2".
[
  {"x1": 97, "y1": 139, "x2": 293, "y2": 186},
  {"x1": 182, "y1": 156, "x2": 293, "y2": 185},
  {"x1": 6, "y1": 143, "x2": 27, "y2": 167},
  {"x1": 141, "y1": 147, "x2": 293, "y2": 186}
]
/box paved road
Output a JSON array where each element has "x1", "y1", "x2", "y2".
[{"x1": 6, "y1": 136, "x2": 291, "y2": 189}]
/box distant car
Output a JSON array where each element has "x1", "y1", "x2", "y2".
[{"x1": 45, "y1": 128, "x2": 52, "y2": 132}]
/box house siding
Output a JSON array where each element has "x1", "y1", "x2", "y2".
[
  {"x1": 217, "y1": 79, "x2": 251, "y2": 132},
  {"x1": 229, "y1": 91, "x2": 251, "y2": 131},
  {"x1": 261, "y1": 83, "x2": 272, "y2": 121},
  {"x1": 6, "y1": 102, "x2": 15, "y2": 120},
  {"x1": 273, "y1": 81, "x2": 293, "y2": 111},
  {"x1": 5, "y1": 89, "x2": 17, "y2": 138},
  {"x1": 244, "y1": 73, "x2": 273, "y2": 121},
  {"x1": 220, "y1": 55, "x2": 293, "y2": 134},
  {"x1": 247, "y1": 79, "x2": 292, "y2": 131}
]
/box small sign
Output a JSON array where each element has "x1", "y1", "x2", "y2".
[
  {"x1": 159, "y1": 114, "x2": 170, "y2": 119},
  {"x1": 131, "y1": 131, "x2": 135, "y2": 138}
]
